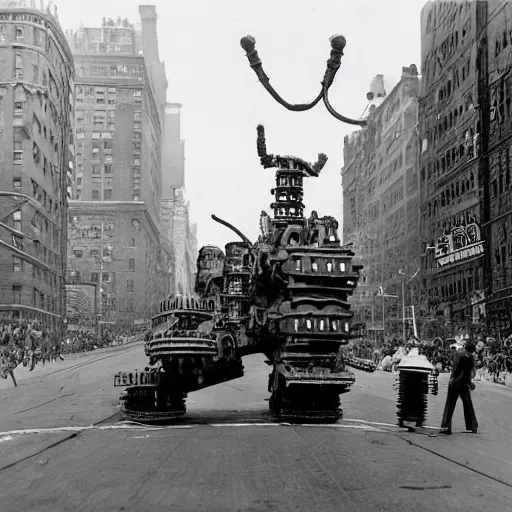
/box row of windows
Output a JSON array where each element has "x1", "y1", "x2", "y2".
[
  {"x1": 421, "y1": 130, "x2": 478, "y2": 187},
  {"x1": 10, "y1": 209, "x2": 60, "y2": 268},
  {"x1": 430, "y1": 271, "x2": 480, "y2": 302},
  {"x1": 68, "y1": 270, "x2": 135, "y2": 292},
  {"x1": 12, "y1": 254, "x2": 60, "y2": 285},
  {"x1": 12, "y1": 283, "x2": 59, "y2": 314},
  {"x1": 282, "y1": 317, "x2": 350, "y2": 335},
  {"x1": 73, "y1": 249, "x2": 136, "y2": 270},
  {"x1": 292, "y1": 258, "x2": 348, "y2": 274},
  {"x1": 422, "y1": 93, "x2": 476, "y2": 153},
  {"x1": 75, "y1": 63, "x2": 144, "y2": 79},
  {"x1": 425, "y1": 171, "x2": 477, "y2": 219}
]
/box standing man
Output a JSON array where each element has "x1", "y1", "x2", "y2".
[{"x1": 440, "y1": 341, "x2": 478, "y2": 434}]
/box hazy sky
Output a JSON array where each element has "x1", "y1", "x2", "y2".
[{"x1": 58, "y1": 0, "x2": 427, "y2": 250}]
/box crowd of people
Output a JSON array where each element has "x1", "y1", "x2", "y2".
[
  {"x1": 350, "y1": 334, "x2": 512, "y2": 383},
  {"x1": 0, "y1": 320, "x2": 140, "y2": 386}
]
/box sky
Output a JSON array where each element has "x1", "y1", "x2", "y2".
[{"x1": 57, "y1": 0, "x2": 428, "y2": 250}]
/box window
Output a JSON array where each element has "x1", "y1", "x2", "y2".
[
  {"x1": 127, "y1": 280, "x2": 134, "y2": 292},
  {"x1": 12, "y1": 285, "x2": 21, "y2": 304},
  {"x1": 15, "y1": 52, "x2": 23, "y2": 79},
  {"x1": 90, "y1": 272, "x2": 99, "y2": 282},
  {"x1": 133, "y1": 194, "x2": 140, "y2": 201},
  {"x1": 15, "y1": 27, "x2": 24, "y2": 42},
  {"x1": 104, "y1": 164, "x2": 113, "y2": 174},
  {"x1": 93, "y1": 112, "x2": 106, "y2": 127},
  {"x1": 129, "y1": 258, "x2": 135, "y2": 271},
  {"x1": 89, "y1": 249, "x2": 99, "y2": 259},
  {"x1": 74, "y1": 250, "x2": 83, "y2": 258},
  {"x1": 32, "y1": 64, "x2": 39, "y2": 83},
  {"x1": 92, "y1": 164, "x2": 101, "y2": 175},
  {"x1": 13, "y1": 210, "x2": 21, "y2": 231},
  {"x1": 92, "y1": 177, "x2": 101, "y2": 200},
  {"x1": 102, "y1": 272, "x2": 110, "y2": 283},
  {"x1": 14, "y1": 101, "x2": 24, "y2": 117},
  {"x1": 104, "y1": 140, "x2": 113, "y2": 150},
  {"x1": 129, "y1": 238, "x2": 135, "y2": 248},
  {"x1": 12, "y1": 234, "x2": 23, "y2": 250},
  {"x1": 103, "y1": 177, "x2": 113, "y2": 200},
  {"x1": 13, "y1": 257, "x2": 22, "y2": 272},
  {"x1": 13, "y1": 178, "x2": 21, "y2": 190}
]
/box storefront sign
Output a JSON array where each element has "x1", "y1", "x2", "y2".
[{"x1": 435, "y1": 220, "x2": 484, "y2": 267}]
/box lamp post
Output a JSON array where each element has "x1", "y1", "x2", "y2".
[{"x1": 240, "y1": 34, "x2": 367, "y2": 126}]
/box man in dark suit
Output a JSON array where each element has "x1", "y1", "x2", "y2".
[{"x1": 440, "y1": 341, "x2": 478, "y2": 434}]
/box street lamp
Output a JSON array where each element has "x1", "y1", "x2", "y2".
[{"x1": 240, "y1": 34, "x2": 367, "y2": 126}]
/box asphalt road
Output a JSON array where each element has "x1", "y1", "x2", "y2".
[{"x1": 0, "y1": 343, "x2": 511, "y2": 511}]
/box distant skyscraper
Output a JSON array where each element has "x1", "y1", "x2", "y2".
[
  {"x1": 161, "y1": 103, "x2": 185, "y2": 197},
  {"x1": 0, "y1": 0, "x2": 74, "y2": 331}
]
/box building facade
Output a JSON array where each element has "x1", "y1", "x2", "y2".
[
  {"x1": 417, "y1": 0, "x2": 512, "y2": 338},
  {"x1": 67, "y1": 201, "x2": 170, "y2": 329},
  {"x1": 481, "y1": 0, "x2": 512, "y2": 336},
  {"x1": 0, "y1": 0, "x2": 74, "y2": 331},
  {"x1": 342, "y1": 67, "x2": 421, "y2": 341},
  {"x1": 65, "y1": 8, "x2": 170, "y2": 330}
]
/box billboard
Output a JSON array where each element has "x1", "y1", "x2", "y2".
[{"x1": 434, "y1": 219, "x2": 484, "y2": 268}]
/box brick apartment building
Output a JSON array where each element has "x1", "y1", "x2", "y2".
[{"x1": 0, "y1": 0, "x2": 74, "y2": 331}]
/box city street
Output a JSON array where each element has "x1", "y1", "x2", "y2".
[{"x1": 0, "y1": 343, "x2": 511, "y2": 511}]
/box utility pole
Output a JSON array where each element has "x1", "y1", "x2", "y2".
[{"x1": 402, "y1": 278, "x2": 406, "y2": 340}]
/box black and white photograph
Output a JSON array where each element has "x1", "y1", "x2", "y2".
[{"x1": 0, "y1": 0, "x2": 511, "y2": 510}]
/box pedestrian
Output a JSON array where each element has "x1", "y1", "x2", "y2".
[{"x1": 440, "y1": 340, "x2": 478, "y2": 435}]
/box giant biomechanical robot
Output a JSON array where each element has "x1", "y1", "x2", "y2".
[{"x1": 114, "y1": 125, "x2": 362, "y2": 423}]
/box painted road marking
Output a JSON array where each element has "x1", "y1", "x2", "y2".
[
  {"x1": 0, "y1": 421, "x2": 385, "y2": 440},
  {"x1": 343, "y1": 418, "x2": 441, "y2": 430}
]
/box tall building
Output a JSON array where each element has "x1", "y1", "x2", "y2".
[
  {"x1": 418, "y1": 1, "x2": 501, "y2": 338},
  {"x1": 65, "y1": 7, "x2": 170, "y2": 331},
  {"x1": 160, "y1": 103, "x2": 197, "y2": 295},
  {"x1": 485, "y1": 0, "x2": 512, "y2": 335},
  {"x1": 342, "y1": 67, "x2": 421, "y2": 340},
  {"x1": 0, "y1": 0, "x2": 74, "y2": 331}
]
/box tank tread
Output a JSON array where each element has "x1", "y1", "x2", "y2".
[
  {"x1": 280, "y1": 408, "x2": 342, "y2": 423},
  {"x1": 119, "y1": 407, "x2": 186, "y2": 423}
]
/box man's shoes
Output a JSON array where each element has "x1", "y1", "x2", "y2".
[{"x1": 439, "y1": 427, "x2": 452, "y2": 435}]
